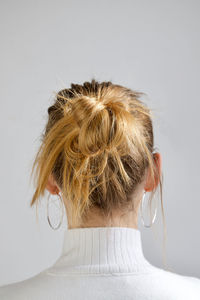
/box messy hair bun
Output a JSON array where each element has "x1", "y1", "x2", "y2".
[{"x1": 30, "y1": 79, "x2": 163, "y2": 228}]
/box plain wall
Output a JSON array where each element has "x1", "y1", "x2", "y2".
[{"x1": 0, "y1": 0, "x2": 200, "y2": 285}]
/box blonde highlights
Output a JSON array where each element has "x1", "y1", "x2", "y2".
[{"x1": 30, "y1": 79, "x2": 165, "y2": 236}]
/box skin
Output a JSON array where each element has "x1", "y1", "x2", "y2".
[{"x1": 45, "y1": 152, "x2": 161, "y2": 229}]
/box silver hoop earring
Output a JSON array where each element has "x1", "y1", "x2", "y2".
[
  {"x1": 140, "y1": 190, "x2": 158, "y2": 228},
  {"x1": 47, "y1": 192, "x2": 64, "y2": 230}
]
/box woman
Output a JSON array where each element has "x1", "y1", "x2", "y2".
[{"x1": 1, "y1": 79, "x2": 200, "y2": 299}]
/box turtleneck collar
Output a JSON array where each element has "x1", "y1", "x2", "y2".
[{"x1": 46, "y1": 227, "x2": 152, "y2": 275}]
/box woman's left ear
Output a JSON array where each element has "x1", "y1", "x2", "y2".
[{"x1": 46, "y1": 174, "x2": 60, "y2": 195}]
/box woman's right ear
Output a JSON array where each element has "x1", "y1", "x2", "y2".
[{"x1": 144, "y1": 152, "x2": 162, "y2": 192}]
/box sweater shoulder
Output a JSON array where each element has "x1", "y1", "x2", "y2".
[
  {"x1": 140, "y1": 265, "x2": 200, "y2": 299},
  {"x1": 148, "y1": 264, "x2": 200, "y2": 284},
  {"x1": 0, "y1": 270, "x2": 48, "y2": 300}
]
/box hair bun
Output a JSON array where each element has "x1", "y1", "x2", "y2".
[{"x1": 66, "y1": 88, "x2": 132, "y2": 158}]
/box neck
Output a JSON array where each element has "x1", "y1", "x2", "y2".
[{"x1": 66, "y1": 204, "x2": 140, "y2": 230}]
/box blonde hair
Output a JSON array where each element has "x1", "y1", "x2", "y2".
[{"x1": 30, "y1": 79, "x2": 165, "y2": 237}]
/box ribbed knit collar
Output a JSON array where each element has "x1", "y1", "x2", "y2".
[{"x1": 46, "y1": 227, "x2": 152, "y2": 275}]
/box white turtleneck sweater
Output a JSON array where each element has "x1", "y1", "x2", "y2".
[{"x1": 0, "y1": 227, "x2": 200, "y2": 299}]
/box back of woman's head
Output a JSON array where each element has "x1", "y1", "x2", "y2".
[{"x1": 30, "y1": 79, "x2": 162, "y2": 228}]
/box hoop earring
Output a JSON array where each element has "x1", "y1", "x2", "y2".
[
  {"x1": 47, "y1": 192, "x2": 64, "y2": 230},
  {"x1": 140, "y1": 190, "x2": 158, "y2": 228}
]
